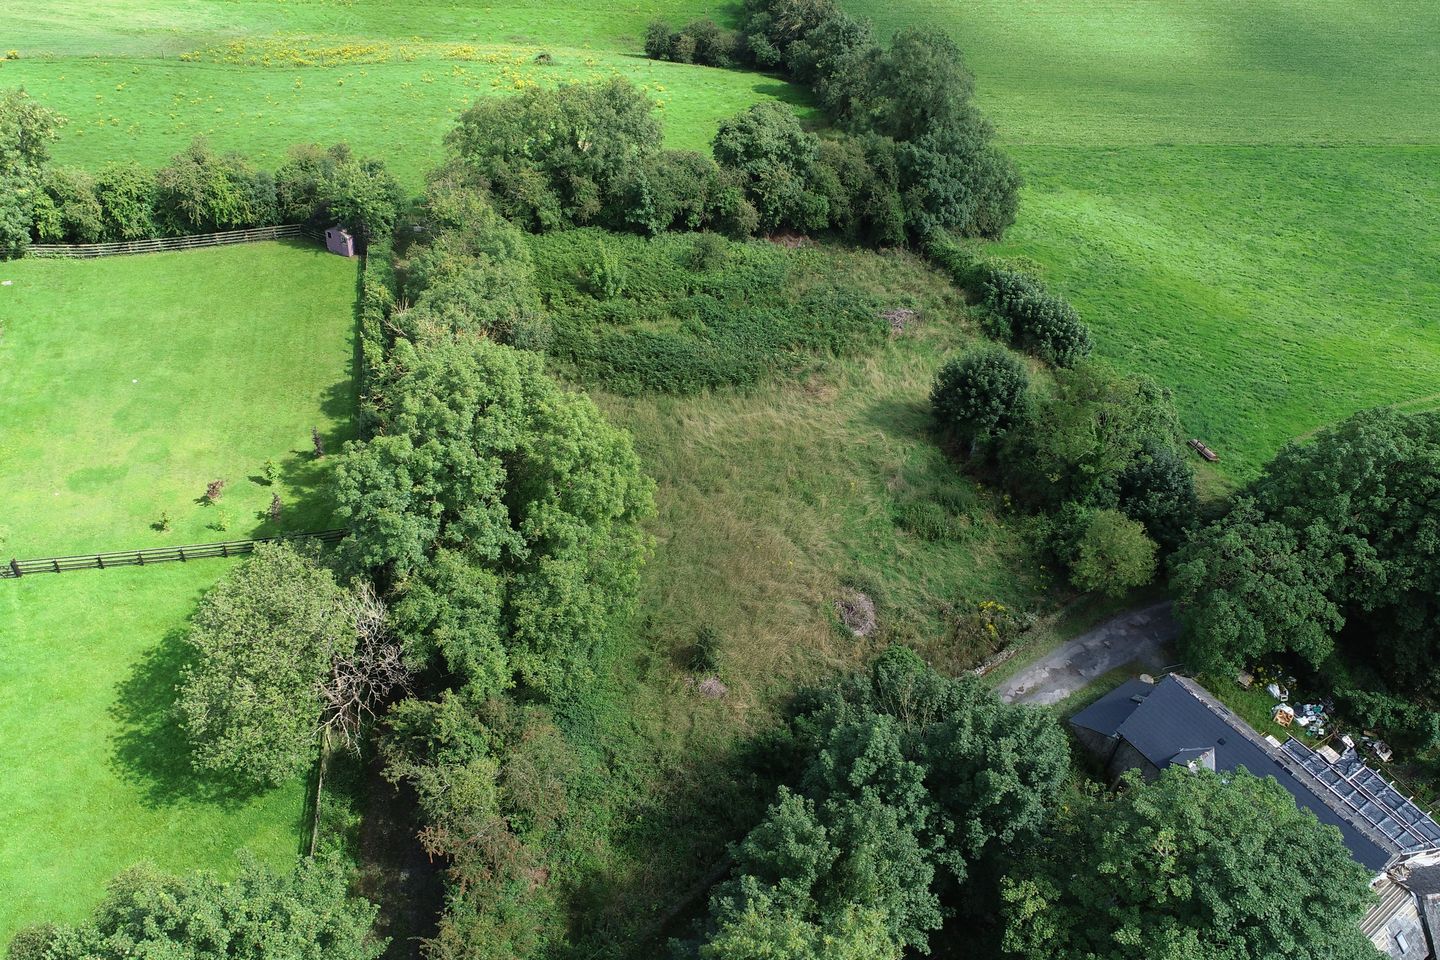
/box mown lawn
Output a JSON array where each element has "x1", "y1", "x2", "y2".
[
  {"x1": 0, "y1": 563, "x2": 307, "y2": 942},
  {"x1": 0, "y1": 241, "x2": 356, "y2": 557},
  {"x1": 0, "y1": 241, "x2": 357, "y2": 942},
  {"x1": 1, "y1": 0, "x2": 808, "y2": 188},
  {"x1": 840, "y1": 0, "x2": 1440, "y2": 481}
]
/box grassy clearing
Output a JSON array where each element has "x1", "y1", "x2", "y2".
[
  {"x1": 1, "y1": 0, "x2": 808, "y2": 188},
  {"x1": 534, "y1": 243, "x2": 1055, "y2": 949},
  {"x1": 0, "y1": 563, "x2": 307, "y2": 942},
  {"x1": 0, "y1": 241, "x2": 356, "y2": 556},
  {"x1": 841, "y1": 0, "x2": 1440, "y2": 481}
]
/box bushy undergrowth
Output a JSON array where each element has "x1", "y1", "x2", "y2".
[{"x1": 530, "y1": 229, "x2": 889, "y2": 394}]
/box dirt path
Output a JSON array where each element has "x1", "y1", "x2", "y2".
[{"x1": 996, "y1": 601, "x2": 1179, "y2": 706}]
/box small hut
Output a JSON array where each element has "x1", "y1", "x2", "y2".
[{"x1": 325, "y1": 226, "x2": 355, "y2": 258}]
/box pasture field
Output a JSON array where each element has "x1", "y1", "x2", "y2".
[
  {"x1": 0, "y1": 563, "x2": 307, "y2": 941},
  {"x1": 0, "y1": 0, "x2": 807, "y2": 188},
  {"x1": 846, "y1": 0, "x2": 1440, "y2": 480},
  {"x1": 0, "y1": 241, "x2": 357, "y2": 557},
  {"x1": 0, "y1": 240, "x2": 358, "y2": 940}
]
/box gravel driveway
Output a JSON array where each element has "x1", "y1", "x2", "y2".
[{"x1": 996, "y1": 600, "x2": 1179, "y2": 705}]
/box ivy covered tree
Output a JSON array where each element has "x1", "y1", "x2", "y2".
[
  {"x1": 0, "y1": 87, "x2": 64, "y2": 257},
  {"x1": 177, "y1": 541, "x2": 350, "y2": 789},
  {"x1": 1000, "y1": 768, "x2": 1381, "y2": 960},
  {"x1": 8, "y1": 856, "x2": 383, "y2": 960}
]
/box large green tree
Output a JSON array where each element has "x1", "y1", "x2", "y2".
[
  {"x1": 686, "y1": 648, "x2": 1069, "y2": 957},
  {"x1": 1000, "y1": 769, "x2": 1380, "y2": 960},
  {"x1": 1171, "y1": 409, "x2": 1440, "y2": 689},
  {"x1": 0, "y1": 87, "x2": 64, "y2": 257},
  {"x1": 334, "y1": 336, "x2": 654, "y2": 697},
  {"x1": 177, "y1": 542, "x2": 350, "y2": 789},
  {"x1": 445, "y1": 78, "x2": 661, "y2": 230},
  {"x1": 8, "y1": 857, "x2": 383, "y2": 960},
  {"x1": 1001, "y1": 360, "x2": 1185, "y2": 513}
]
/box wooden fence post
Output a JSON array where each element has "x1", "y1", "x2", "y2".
[{"x1": 9, "y1": 558, "x2": 19, "y2": 578}]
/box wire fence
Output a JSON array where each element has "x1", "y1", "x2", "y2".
[
  {"x1": 3, "y1": 529, "x2": 347, "y2": 578},
  {"x1": 27, "y1": 224, "x2": 324, "y2": 259}
]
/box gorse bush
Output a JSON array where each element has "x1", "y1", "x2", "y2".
[
  {"x1": 930, "y1": 345, "x2": 1031, "y2": 449},
  {"x1": 530, "y1": 229, "x2": 888, "y2": 394}
]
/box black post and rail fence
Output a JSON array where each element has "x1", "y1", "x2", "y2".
[
  {"x1": 3, "y1": 529, "x2": 347, "y2": 579},
  {"x1": 26, "y1": 224, "x2": 326, "y2": 259}
]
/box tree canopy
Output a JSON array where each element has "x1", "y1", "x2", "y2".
[
  {"x1": 335, "y1": 334, "x2": 654, "y2": 698},
  {"x1": 1172, "y1": 408, "x2": 1440, "y2": 688},
  {"x1": 177, "y1": 542, "x2": 351, "y2": 789},
  {"x1": 999, "y1": 768, "x2": 1380, "y2": 960},
  {"x1": 7, "y1": 857, "x2": 383, "y2": 960},
  {"x1": 683, "y1": 647, "x2": 1069, "y2": 957}
]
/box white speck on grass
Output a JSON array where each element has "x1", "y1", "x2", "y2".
[{"x1": 132, "y1": 379, "x2": 138, "y2": 383}]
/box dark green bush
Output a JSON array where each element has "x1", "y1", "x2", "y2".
[
  {"x1": 983, "y1": 267, "x2": 1092, "y2": 367},
  {"x1": 930, "y1": 345, "x2": 1030, "y2": 448}
]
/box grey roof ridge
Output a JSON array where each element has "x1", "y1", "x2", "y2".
[{"x1": 1169, "y1": 675, "x2": 1404, "y2": 862}]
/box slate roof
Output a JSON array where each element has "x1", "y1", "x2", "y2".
[
  {"x1": 1069, "y1": 678, "x2": 1154, "y2": 735},
  {"x1": 1070, "y1": 675, "x2": 1399, "y2": 872}
]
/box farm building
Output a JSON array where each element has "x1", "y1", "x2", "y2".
[{"x1": 1071, "y1": 675, "x2": 1440, "y2": 960}]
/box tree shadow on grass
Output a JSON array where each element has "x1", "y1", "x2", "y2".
[
  {"x1": 109, "y1": 626, "x2": 269, "y2": 809},
  {"x1": 860, "y1": 395, "x2": 935, "y2": 445}
]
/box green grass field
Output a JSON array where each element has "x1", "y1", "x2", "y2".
[
  {"x1": 0, "y1": 0, "x2": 807, "y2": 187},
  {"x1": 0, "y1": 564, "x2": 307, "y2": 941},
  {"x1": 844, "y1": 0, "x2": 1440, "y2": 480},
  {"x1": 0, "y1": 241, "x2": 357, "y2": 556},
  {"x1": 0, "y1": 242, "x2": 357, "y2": 941}
]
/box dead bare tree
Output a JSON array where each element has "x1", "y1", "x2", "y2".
[{"x1": 319, "y1": 581, "x2": 411, "y2": 752}]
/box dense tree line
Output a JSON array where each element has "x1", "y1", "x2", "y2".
[
  {"x1": 645, "y1": 0, "x2": 1022, "y2": 242},
  {"x1": 1172, "y1": 408, "x2": 1440, "y2": 748},
  {"x1": 330, "y1": 182, "x2": 657, "y2": 957},
  {"x1": 932, "y1": 352, "x2": 1195, "y2": 596},
  {"x1": 0, "y1": 89, "x2": 401, "y2": 256},
  {"x1": 442, "y1": 54, "x2": 1013, "y2": 246},
  {"x1": 678, "y1": 647, "x2": 1070, "y2": 957}
]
